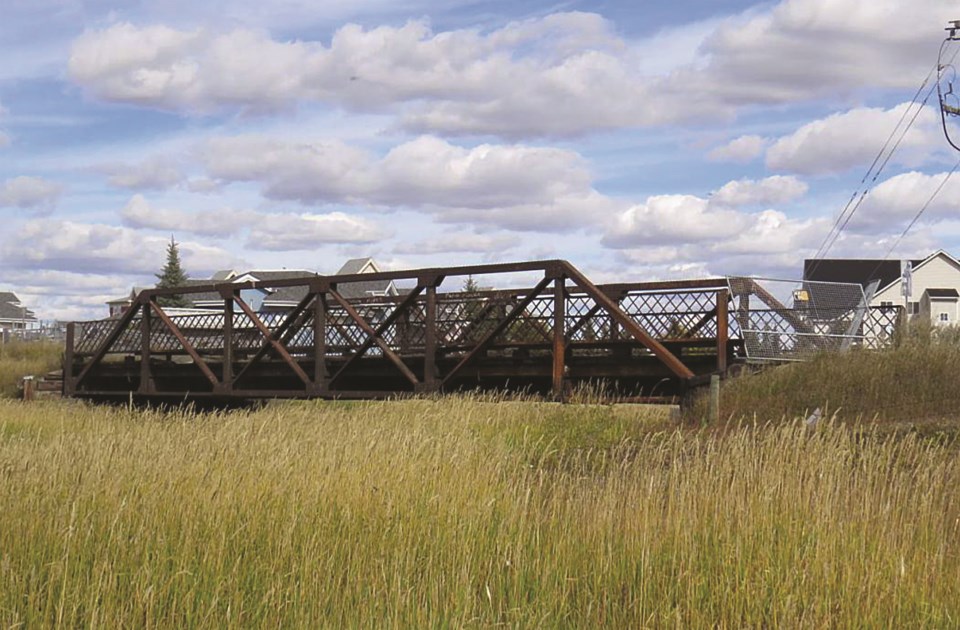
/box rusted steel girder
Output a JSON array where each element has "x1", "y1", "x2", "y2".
[{"x1": 66, "y1": 259, "x2": 717, "y2": 401}]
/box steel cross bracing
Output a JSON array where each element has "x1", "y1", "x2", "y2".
[{"x1": 61, "y1": 260, "x2": 898, "y2": 403}]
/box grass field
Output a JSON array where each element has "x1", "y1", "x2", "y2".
[
  {"x1": 1, "y1": 396, "x2": 958, "y2": 627},
  {"x1": 0, "y1": 340, "x2": 62, "y2": 398},
  {"x1": 1, "y1": 338, "x2": 959, "y2": 626}
]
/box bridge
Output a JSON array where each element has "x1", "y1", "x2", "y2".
[{"x1": 62, "y1": 260, "x2": 899, "y2": 404}]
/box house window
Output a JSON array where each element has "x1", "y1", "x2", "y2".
[
  {"x1": 910, "y1": 302, "x2": 921, "y2": 315},
  {"x1": 940, "y1": 313, "x2": 950, "y2": 323},
  {"x1": 880, "y1": 301, "x2": 893, "y2": 310}
]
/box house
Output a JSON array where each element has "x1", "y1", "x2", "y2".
[
  {"x1": 106, "y1": 287, "x2": 149, "y2": 318},
  {"x1": 0, "y1": 292, "x2": 37, "y2": 332},
  {"x1": 804, "y1": 250, "x2": 960, "y2": 327},
  {"x1": 105, "y1": 258, "x2": 399, "y2": 317},
  {"x1": 333, "y1": 258, "x2": 399, "y2": 299}
]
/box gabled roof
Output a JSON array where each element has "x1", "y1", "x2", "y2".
[
  {"x1": 191, "y1": 270, "x2": 318, "y2": 306},
  {"x1": 925, "y1": 288, "x2": 960, "y2": 299},
  {"x1": 0, "y1": 292, "x2": 36, "y2": 321},
  {"x1": 873, "y1": 250, "x2": 960, "y2": 299},
  {"x1": 337, "y1": 257, "x2": 378, "y2": 275},
  {"x1": 803, "y1": 258, "x2": 919, "y2": 290}
]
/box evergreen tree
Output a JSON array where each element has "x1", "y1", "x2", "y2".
[
  {"x1": 155, "y1": 236, "x2": 191, "y2": 308},
  {"x1": 462, "y1": 275, "x2": 480, "y2": 293}
]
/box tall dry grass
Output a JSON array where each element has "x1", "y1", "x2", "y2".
[
  {"x1": 0, "y1": 340, "x2": 62, "y2": 397},
  {"x1": 1, "y1": 398, "x2": 957, "y2": 627},
  {"x1": 703, "y1": 325, "x2": 960, "y2": 424}
]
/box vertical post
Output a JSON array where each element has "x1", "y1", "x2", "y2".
[
  {"x1": 63, "y1": 322, "x2": 75, "y2": 396},
  {"x1": 424, "y1": 285, "x2": 438, "y2": 391},
  {"x1": 222, "y1": 293, "x2": 234, "y2": 393},
  {"x1": 313, "y1": 293, "x2": 328, "y2": 392},
  {"x1": 708, "y1": 374, "x2": 720, "y2": 425},
  {"x1": 552, "y1": 275, "x2": 566, "y2": 400},
  {"x1": 22, "y1": 376, "x2": 35, "y2": 402},
  {"x1": 716, "y1": 289, "x2": 729, "y2": 373},
  {"x1": 139, "y1": 302, "x2": 154, "y2": 394}
]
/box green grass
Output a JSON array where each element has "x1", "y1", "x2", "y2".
[
  {"x1": 0, "y1": 340, "x2": 62, "y2": 398},
  {"x1": 1, "y1": 397, "x2": 958, "y2": 627},
  {"x1": 689, "y1": 328, "x2": 960, "y2": 427}
]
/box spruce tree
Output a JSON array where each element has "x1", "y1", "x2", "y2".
[{"x1": 155, "y1": 236, "x2": 191, "y2": 308}]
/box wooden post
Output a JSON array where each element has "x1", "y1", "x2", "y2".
[
  {"x1": 63, "y1": 322, "x2": 75, "y2": 396},
  {"x1": 424, "y1": 285, "x2": 438, "y2": 391},
  {"x1": 552, "y1": 275, "x2": 566, "y2": 400},
  {"x1": 21, "y1": 376, "x2": 35, "y2": 402},
  {"x1": 707, "y1": 374, "x2": 720, "y2": 425},
  {"x1": 716, "y1": 289, "x2": 729, "y2": 373},
  {"x1": 139, "y1": 302, "x2": 154, "y2": 394},
  {"x1": 314, "y1": 294, "x2": 328, "y2": 392},
  {"x1": 222, "y1": 294, "x2": 234, "y2": 393}
]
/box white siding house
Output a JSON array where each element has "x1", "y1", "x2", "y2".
[{"x1": 869, "y1": 250, "x2": 960, "y2": 326}]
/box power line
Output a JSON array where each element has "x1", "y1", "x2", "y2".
[
  {"x1": 810, "y1": 41, "x2": 960, "y2": 268},
  {"x1": 878, "y1": 157, "x2": 960, "y2": 263},
  {"x1": 811, "y1": 75, "x2": 939, "y2": 265}
]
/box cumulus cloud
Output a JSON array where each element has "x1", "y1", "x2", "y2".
[
  {"x1": 393, "y1": 232, "x2": 521, "y2": 255},
  {"x1": 120, "y1": 194, "x2": 256, "y2": 236},
  {"x1": 603, "y1": 194, "x2": 750, "y2": 247},
  {"x1": 2, "y1": 219, "x2": 237, "y2": 275},
  {"x1": 107, "y1": 156, "x2": 184, "y2": 190},
  {"x1": 120, "y1": 194, "x2": 388, "y2": 246},
  {"x1": 711, "y1": 175, "x2": 808, "y2": 207},
  {"x1": 707, "y1": 135, "x2": 766, "y2": 163},
  {"x1": 0, "y1": 176, "x2": 63, "y2": 213},
  {"x1": 67, "y1": 2, "x2": 953, "y2": 138},
  {"x1": 246, "y1": 212, "x2": 389, "y2": 250},
  {"x1": 847, "y1": 170, "x2": 960, "y2": 232},
  {"x1": 765, "y1": 103, "x2": 945, "y2": 175},
  {"x1": 200, "y1": 134, "x2": 606, "y2": 231}
]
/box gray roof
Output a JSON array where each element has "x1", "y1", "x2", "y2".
[
  {"x1": 151, "y1": 262, "x2": 397, "y2": 309},
  {"x1": 0, "y1": 292, "x2": 36, "y2": 321},
  {"x1": 337, "y1": 257, "x2": 374, "y2": 275},
  {"x1": 191, "y1": 271, "x2": 317, "y2": 306},
  {"x1": 926, "y1": 288, "x2": 960, "y2": 299}
]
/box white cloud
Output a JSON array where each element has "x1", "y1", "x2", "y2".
[
  {"x1": 711, "y1": 175, "x2": 808, "y2": 207},
  {"x1": 679, "y1": 0, "x2": 949, "y2": 106},
  {"x1": 707, "y1": 135, "x2": 766, "y2": 163},
  {"x1": 120, "y1": 194, "x2": 255, "y2": 236},
  {"x1": 2, "y1": 219, "x2": 238, "y2": 275},
  {"x1": 849, "y1": 170, "x2": 960, "y2": 231},
  {"x1": 604, "y1": 194, "x2": 750, "y2": 247},
  {"x1": 107, "y1": 156, "x2": 184, "y2": 190},
  {"x1": 393, "y1": 232, "x2": 521, "y2": 255},
  {"x1": 0, "y1": 176, "x2": 63, "y2": 213},
  {"x1": 246, "y1": 212, "x2": 389, "y2": 250},
  {"x1": 66, "y1": 3, "x2": 956, "y2": 138},
  {"x1": 200, "y1": 134, "x2": 605, "y2": 231},
  {"x1": 765, "y1": 103, "x2": 945, "y2": 175}
]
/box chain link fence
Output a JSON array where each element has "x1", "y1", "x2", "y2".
[{"x1": 727, "y1": 277, "x2": 895, "y2": 362}]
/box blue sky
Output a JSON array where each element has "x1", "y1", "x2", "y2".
[{"x1": 1, "y1": 0, "x2": 960, "y2": 319}]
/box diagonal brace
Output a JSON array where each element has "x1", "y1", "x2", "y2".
[
  {"x1": 233, "y1": 296, "x2": 312, "y2": 387},
  {"x1": 75, "y1": 298, "x2": 144, "y2": 388},
  {"x1": 442, "y1": 275, "x2": 554, "y2": 387},
  {"x1": 562, "y1": 264, "x2": 695, "y2": 380},
  {"x1": 150, "y1": 301, "x2": 221, "y2": 388},
  {"x1": 328, "y1": 289, "x2": 420, "y2": 386},
  {"x1": 232, "y1": 293, "x2": 315, "y2": 385},
  {"x1": 329, "y1": 286, "x2": 424, "y2": 385}
]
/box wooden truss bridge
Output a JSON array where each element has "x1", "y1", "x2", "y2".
[{"x1": 62, "y1": 260, "x2": 900, "y2": 404}]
